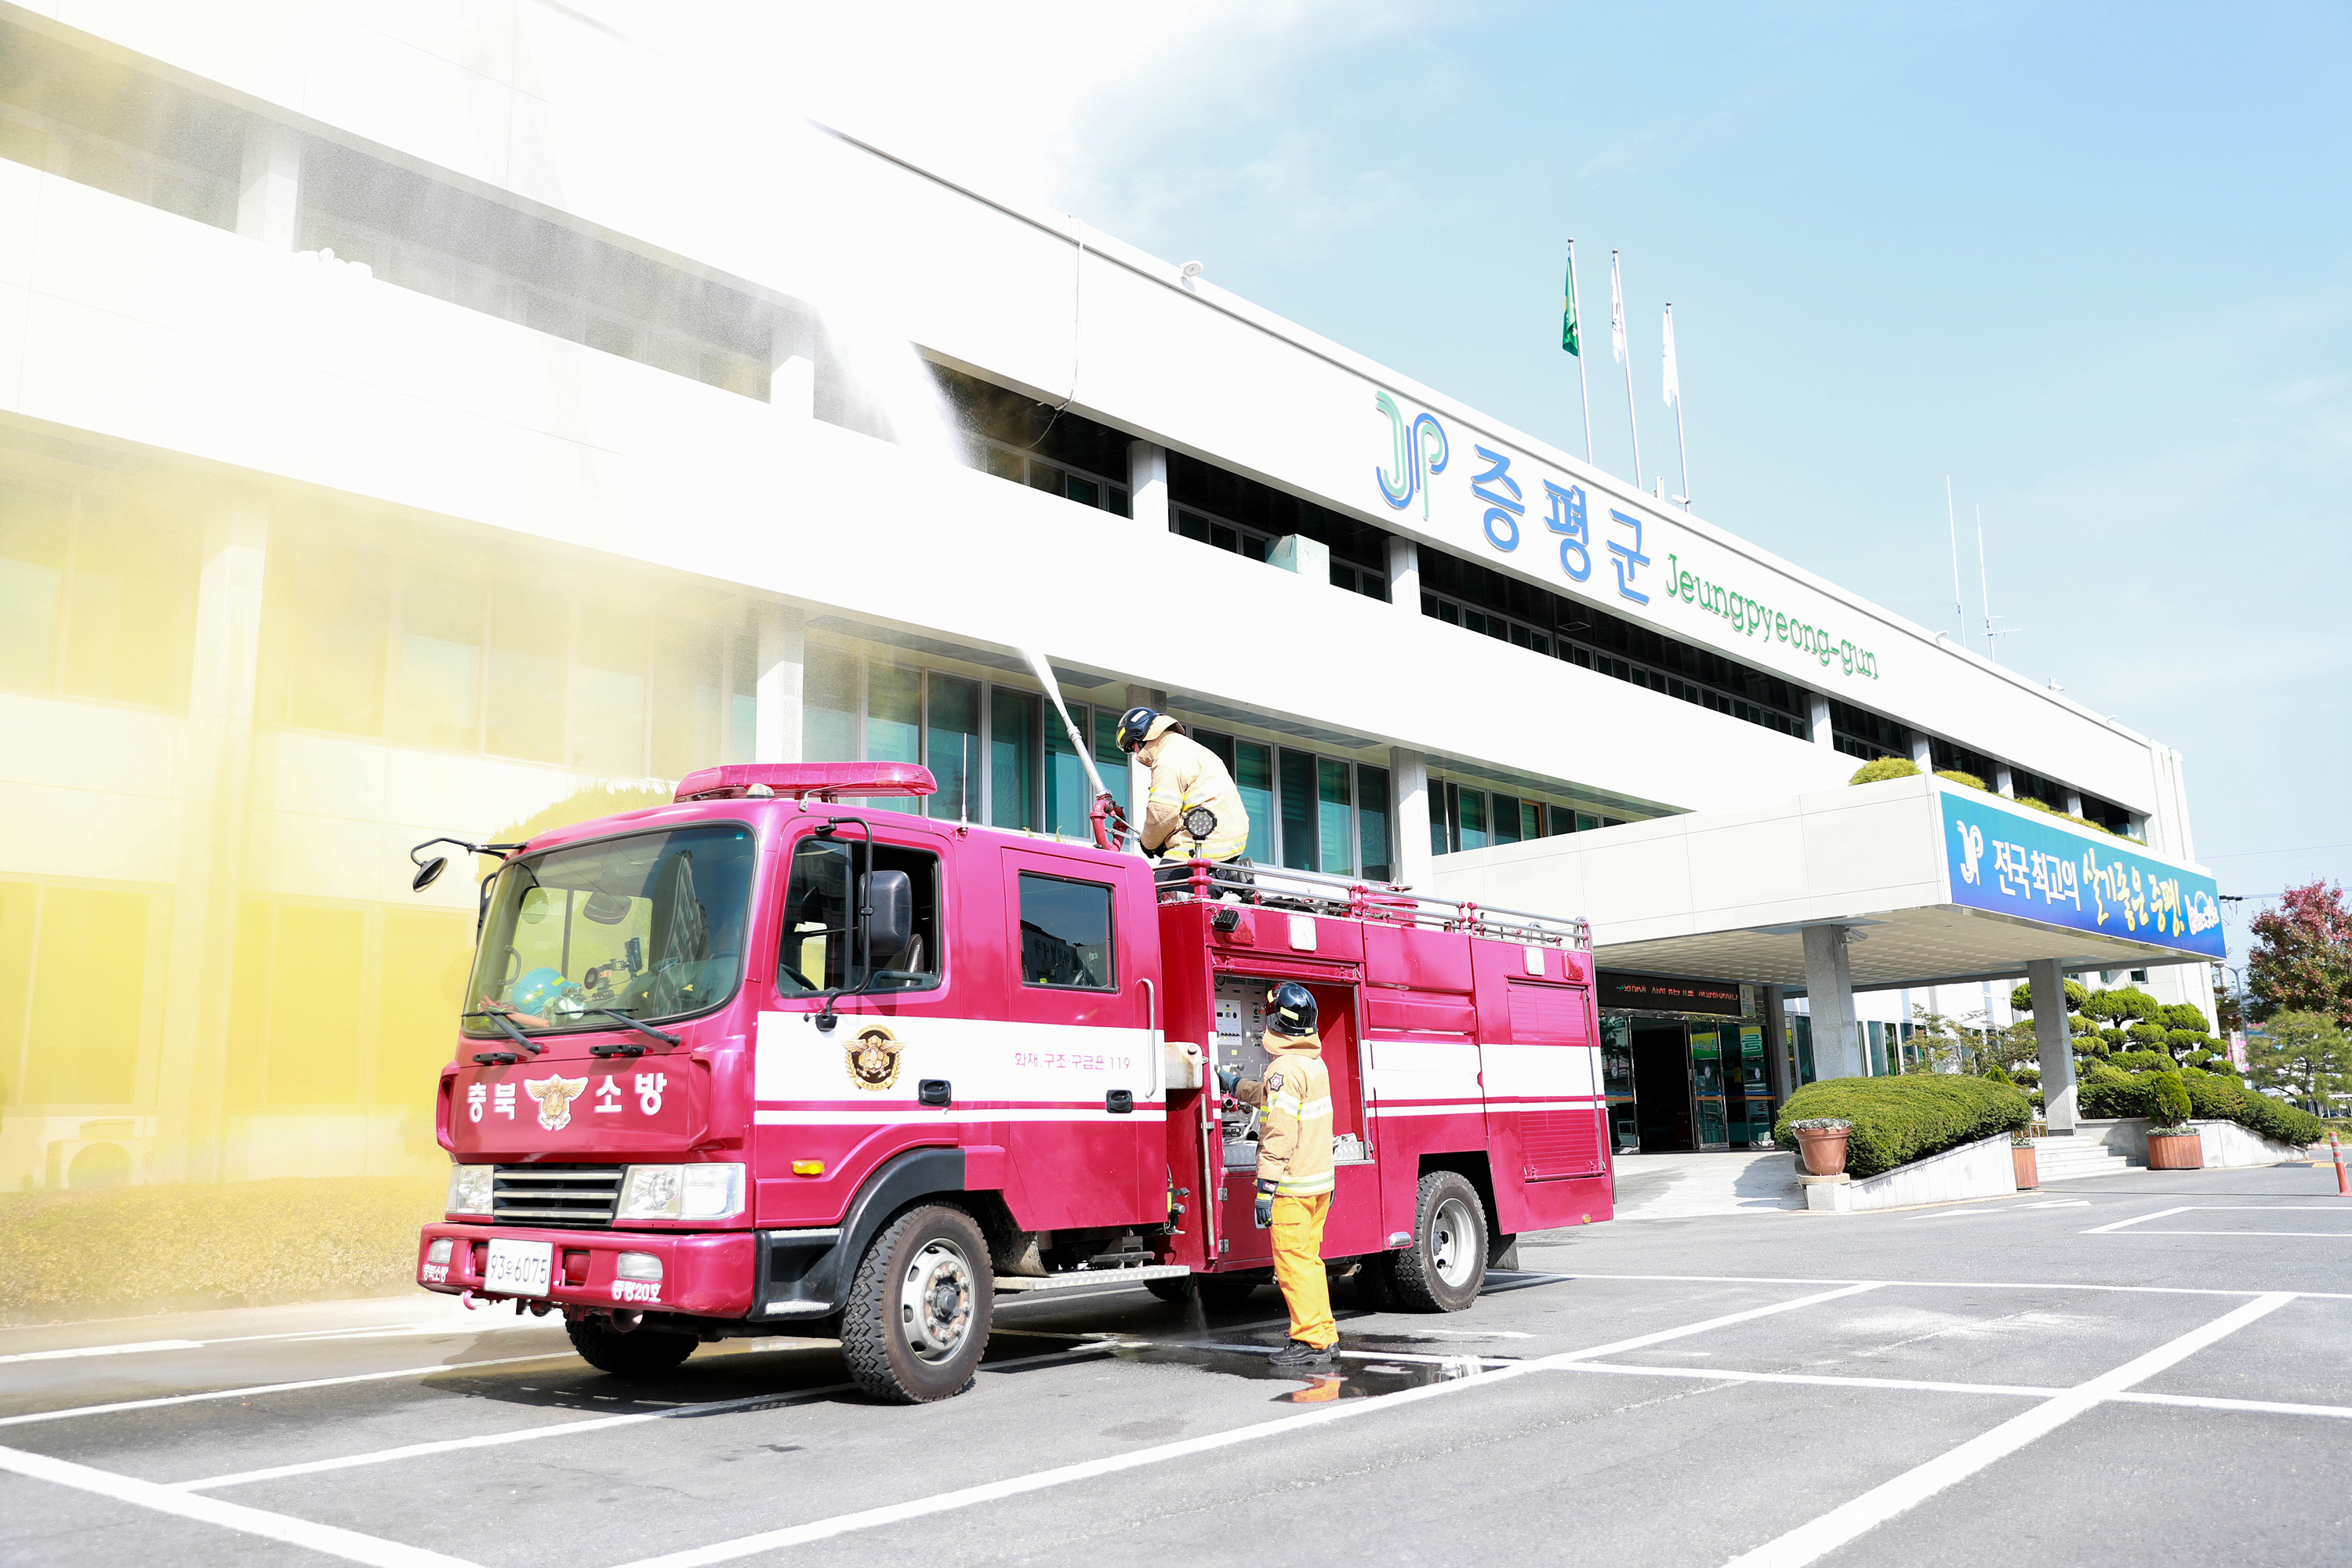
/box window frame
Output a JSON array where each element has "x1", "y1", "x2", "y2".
[
  {"x1": 1014, "y1": 870, "x2": 1118, "y2": 993},
  {"x1": 775, "y1": 827, "x2": 948, "y2": 1000}
]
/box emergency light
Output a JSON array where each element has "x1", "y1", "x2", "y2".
[{"x1": 672, "y1": 762, "x2": 938, "y2": 804}]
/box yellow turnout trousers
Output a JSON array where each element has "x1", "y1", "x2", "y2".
[{"x1": 1269, "y1": 1192, "x2": 1336, "y2": 1348}]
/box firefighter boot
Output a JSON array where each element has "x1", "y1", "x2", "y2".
[{"x1": 1269, "y1": 1339, "x2": 1337, "y2": 1371}]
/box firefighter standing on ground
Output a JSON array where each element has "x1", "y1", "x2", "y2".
[
  {"x1": 1115, "y1": 708, "x2": 1249, "y2": 876},
  {"x1": 1226, "y1": 982, "x2": 1337, "y2": 1370}
]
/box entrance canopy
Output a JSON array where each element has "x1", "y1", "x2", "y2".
[{"x1": 1431, "y1": 775, "x2": 2224, "y2": 993}]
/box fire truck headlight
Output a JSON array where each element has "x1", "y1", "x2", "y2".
[
  {"x1": 615, "y1": 1252, "x2": 663, "y2": 1283},
  {"x1": 681, "y1": 1163, "x2": 745, "y2": 1220},
  {"x1": 618, "y1": 1165, "x2": 681, "y2": 1219},
  {"x1": 619, "y1": 1163, "x2": 745, "y2": 1221},
  {"x1": 446, "y1": 1165, "x2": 494, "y2": 1215},
  {"x1": 426, "y1": 1237, "x2": 456, "y2": 1266}
]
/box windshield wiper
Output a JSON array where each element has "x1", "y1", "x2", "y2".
[
  {"x1": 582, "y1": 1007, "x2": 681, "y2": 1054},
  {"x1": 463, "y1": 1009, "x2": 543, "y2": 1057}
]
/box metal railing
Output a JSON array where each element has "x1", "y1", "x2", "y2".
[{"x1": 1152, "y1": 858, "x2": 1590, "y2": 949}]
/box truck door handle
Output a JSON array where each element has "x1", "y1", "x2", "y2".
[
  {"x1": 919, "y1": 1080, "x2": 952, "y2": 1108},
  {"x1": 1105, "y1": 1090, "x2": 1134, "y2": 1115}
]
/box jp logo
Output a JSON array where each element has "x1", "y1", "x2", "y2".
[{"x1": 1374, "y1": 392, "x2": 1448, "y2": 521}]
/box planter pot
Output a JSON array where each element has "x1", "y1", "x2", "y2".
[
  {"x1": 2012, "y1": 1146, "x2": 2038, "y2": 1189},
  {"x1": 1795, "y1": 1127, "x2": 1851, "y2": 1177},
  {"x1": 2146, "y1": 1131, "x2": 2204, "y2": 1171}
]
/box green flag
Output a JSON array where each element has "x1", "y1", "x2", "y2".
[{"x1": 1562, "y1": 251, "x2": 1581, "y2": 356}]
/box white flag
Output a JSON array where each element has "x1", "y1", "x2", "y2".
[
  {"x1": 1662, "y1": 303, "x2": 1680, "y2": 408},
  {"x1": 1609, "y1": 252, "x2": 1628, "y2": 365}
]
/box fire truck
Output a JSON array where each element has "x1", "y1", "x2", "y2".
[{"x1": 413, "y1": 757, "x2": 1608, "y2": 1403}]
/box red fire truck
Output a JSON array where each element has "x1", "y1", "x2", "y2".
[{"x1": 413, "y1": 760, "x2": 1607, "y2": 1402}]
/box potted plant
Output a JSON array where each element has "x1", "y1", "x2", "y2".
[
  {"x1": 2146, "y1": 1121, "x2": 2204, "y2": 1169},
  {"x1": 1790, "y1": 1117, "x2": 1853, "y2": 1176},
  {"x1": 2012, "y1": 1130, "x2": 2038, "y2": 1190}
]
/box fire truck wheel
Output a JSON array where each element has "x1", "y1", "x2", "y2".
[
  {"x1": 842, "y1": 1203, "x2": 993, "y2": 1403},
  {"x1": 564, "y1": 1316, "x2": 697, "y2": 1377},
  {"x1": 1387, "y1": 1171, "x2": 1489, "y2": 1313}
]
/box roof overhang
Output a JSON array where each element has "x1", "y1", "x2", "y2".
[{"x1": 1432, "y1": 776, "x2": 2225, "y2": 993}]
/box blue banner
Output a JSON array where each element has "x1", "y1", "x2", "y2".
[{"x1": 1937, "y1": 788, "x2": 2224, "y2": 959}]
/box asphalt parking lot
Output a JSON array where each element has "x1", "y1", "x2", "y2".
[{"x1": 6, "y1": 1161, "x2": 2350, "y2": 1568}]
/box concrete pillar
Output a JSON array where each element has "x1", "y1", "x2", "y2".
[
  {"x1": 772, "y1": 355, "x2": 815, "y2": 419},
  {"x1": 1801, "y1": 924, "x2": 1864, "y2": 1079},
  {"x1": 1909, "y1": 731, "x2": 1935, "y2": 770},
  {"x1": 1994, "y1": 764, "x2": 2014, "y2": 798},
  {"x1": 1386, "y1": 536, "x2": 1421, "y2": 614},
  {"x1": 154, "y1": 487, "x2": 270, "y2": 1182},
  {"x1": 753, "y1": 603, "x2": 804, "y2": 764},
  {"x1": 1808, "y1": 691, "x2": 1836, "y2": 756},
  {"x1": 1128, "y1": 440, "x2": 1168, "y2": 531},
  {"x1": 2027, "y1": 956, "x2": 2079, "y2": 1132},
  {"x1": 1390, "y1": 747, "x2": 1434, "y2": 891},
  {"x1": 1268, "y1": 535, "x2": 1330, "y2": 582},
  {"x1": 236, "y1": 124, "x2": 301, "y2": 249},
  {"x1": 1761, "y1": 984, "x2": 1795, "y2": 1102},
  {"x1": 2064, "y1": 788, "x2": 2083, "y2": 816},
  {"x1": 1123, "y1": 684, "x2": 1164, "y2": 837}
]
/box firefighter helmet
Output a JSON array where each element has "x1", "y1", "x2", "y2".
[
  {"x1": 1266, "y1": 982, "x2": 1318, "y2": 1036},
  {"x1": 1115, "y1": 706, "x2": 1160, "y2": 753}
]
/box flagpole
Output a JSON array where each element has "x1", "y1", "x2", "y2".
[
  {"x1": 1612, "y1": 249, "x2": 1642, "y2": 491},
  {"x1": 1567, "y1": 239, "x2": 1593, "y2": 463},
  {"x1": 1946, "y1": 476, "x2": 1964, "y2": 649},
  {"x1": 1665, "y1": 302, "x2": 1690, "y2": 511},
  {"x1": 1977, "y1": 506, "x2": 1998, "y2": 666}
]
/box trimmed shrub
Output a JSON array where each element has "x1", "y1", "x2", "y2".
[
  {"x1": 2016, "y1": 797, "x2": 2059, "y2": 815},
  {"x1": 2011, "y1": 1065, "x2": 2042, "y2": 1088},
  {"x1": 1773, "y1": 1076, "x2": 2032, "y2": 1179},
  {"x1": 2158, "y1": 1004, "x2": 2211, "y2": 1033},
  {"x1": 1984, "y1": 1063, "x2": 2013, "y2": 1085},
  {"x1": 1934, "y1": 770, "x2": 1988, "y2": 791},
  {"x1": 2152, "y1": 1073, "x2": 2193, "y2": 1127},
  {"x1": 2084, "y1": 986, "x2": 2161, "y2": 1024},
  {"x1": 2082, "y1": 1067, "x2": 2325, "y2": 1147},
  {"x1": 2011, "y1": 978, "x2": 2089, "y2": 1014},
  {"x1": 1849, "y1": 756, "x2": 1921, "y2": 785}
]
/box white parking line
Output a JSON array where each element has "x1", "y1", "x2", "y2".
[
  {"x1": 171, "y1": 1344, "x2": 1116, "y2": 1491},
  {"x1": 1544, "y1": 1270, "x2": 2352, "y2": 1299},
  {"x1": 2081, "y1": 1206, "x2": 2198, "y2": 1233},
  {"x1": 0, "y1": 1443, "x2": 475, "y2": 1568},
  {"x1": 0, "y1": 1340, "x2": 203, "y2": 1365},
  {"x1": 1720, "y1": 1292, "x2": 2295, "y2": 1568},
  {"x1": 0, "y1": 1353, "x2": 573, "y2": 1429},
  {"x1": 602, "y1": 1284, "x2": 1878, "y2": 1568}
]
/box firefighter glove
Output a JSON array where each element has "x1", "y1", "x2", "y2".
[
  {"x1": 1216, "y1": 1065, "x2": 1241, "y2": 1094},
  {"x1": 1255, "y1": 1194, "x2": 1274, "y2": 1228}
]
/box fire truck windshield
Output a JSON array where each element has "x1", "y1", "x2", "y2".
[{"x1": 463, "y1": 824, "x2": 756, "y2": 1036}]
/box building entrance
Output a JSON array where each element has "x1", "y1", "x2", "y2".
[{"x1": 1602, "y1": 1008, "x2": 1779, "y2": 1155}]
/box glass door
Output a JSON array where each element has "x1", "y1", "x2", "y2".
[
  {"x1": 1727, "y1": 1025, "x2": 1773, "y2": 1147},
  {"x1": 1600, "y1": 1016, "x2": 1639, "y2": 1154},
  {"x1": 1689, "y1": 1025, "x2": 1729, "y2": 1149}
]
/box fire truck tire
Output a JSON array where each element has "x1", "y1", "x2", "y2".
[
  {"x1": 564, "y1": 1317, "x2": 696, "y2": 1377},
  {"x1": 1385, "y1": 1171, "x2": 1489, "y2": 1313},
  {"x1": 841, "y1": 1203, "x2": 993, "y2": 1404}
]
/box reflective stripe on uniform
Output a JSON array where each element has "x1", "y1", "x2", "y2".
[
  {"x1": 1271, "y1": 1094, "x2": 1334, "y2": 1119},
  {"x1": 1272, "y1": 1171, "x2": 1336, "y2": 1196}
]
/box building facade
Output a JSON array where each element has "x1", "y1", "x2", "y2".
[{"x1": 0, "y1": 3, "x2": 2217, "y2": 1189}]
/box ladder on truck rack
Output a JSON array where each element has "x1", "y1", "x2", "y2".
[{"x1": 1154, "y1": 859, "x2": 1590, "y2": 949}]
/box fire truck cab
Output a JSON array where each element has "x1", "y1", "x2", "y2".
[{"x1": 416, "y1": 761, "x2": 1608, "y2": 1402}]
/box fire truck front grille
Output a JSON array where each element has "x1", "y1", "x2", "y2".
[{"x1": 492, "y1": 1166, "x2": 623, "y2": 1226}]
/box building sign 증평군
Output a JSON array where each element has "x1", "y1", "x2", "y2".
[
  {"x1": 1938, "y1": 787, "x2": 2224, "y2": 959},
  {"x1": 1370, "y1": 393, "x2": 1885, "y2": 689}
]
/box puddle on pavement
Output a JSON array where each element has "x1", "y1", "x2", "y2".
[{"x1": 1106, "y1": 1339, "x2": 1502, "y2": 1401}]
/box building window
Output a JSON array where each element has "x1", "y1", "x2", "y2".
[
  {"x1": 1828, "y1": 699, "x2": 1910, "y2": 763},
  {"x1": 1928, "y1": 737, "x2": 1999, "y2": 783},
  {"x1": 1174, "y1": 506, "x2": 1272, "y2": 562},
  {"x1": 0, "y1": 474, "x2": 199, "y2": 713},
  {"x1": 978, "y1": 439, "x2": 1130, "y2": 517}
]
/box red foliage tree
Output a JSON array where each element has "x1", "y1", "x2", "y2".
[{"x1": 2247, "y1": 880, "x2": 2352, "y2": 1029}]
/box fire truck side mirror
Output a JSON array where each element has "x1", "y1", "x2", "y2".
[
  {"x1": 410, "y1": 856, "x2": 447, "y2": 892},
  {"x1": 859, "y1": 869, "x2": 913, "y2": 963}
]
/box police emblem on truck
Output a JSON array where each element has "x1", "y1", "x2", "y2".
[
  {"x1": 524, "y1": 1074, "x2": 589, "y2": 1131},
  {"x1": 848, "y1": 1026, "x2": 903, "y2": 1091}
]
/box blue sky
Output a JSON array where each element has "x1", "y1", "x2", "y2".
[{"x1": 734, "y1": 1, "x2": 2350, "y2": 972}]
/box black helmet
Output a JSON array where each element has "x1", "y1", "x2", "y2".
[
  {"x1": 1115, "y1": 706, "x2": 1160, "y2": 753},
  {"x1": 1266, "y1": 982, "x2": 1318, "y2": 1035}
]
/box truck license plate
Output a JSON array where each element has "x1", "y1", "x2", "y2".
[{"x1": 485, "y1": 1240, "x2": 554, "y2": 1296}]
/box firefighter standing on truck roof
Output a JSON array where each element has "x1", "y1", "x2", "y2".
[
  {"x1": 1224, "y1": 982, "x2": 1337, "y2": 1370},
  {"x1": 1115, "y1": 707, "x2": 1249, "y2": 886}
]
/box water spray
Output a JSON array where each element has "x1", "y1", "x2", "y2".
[{"x1": 1021, "y1": 648, "x2": 1137, "y2": 855}]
